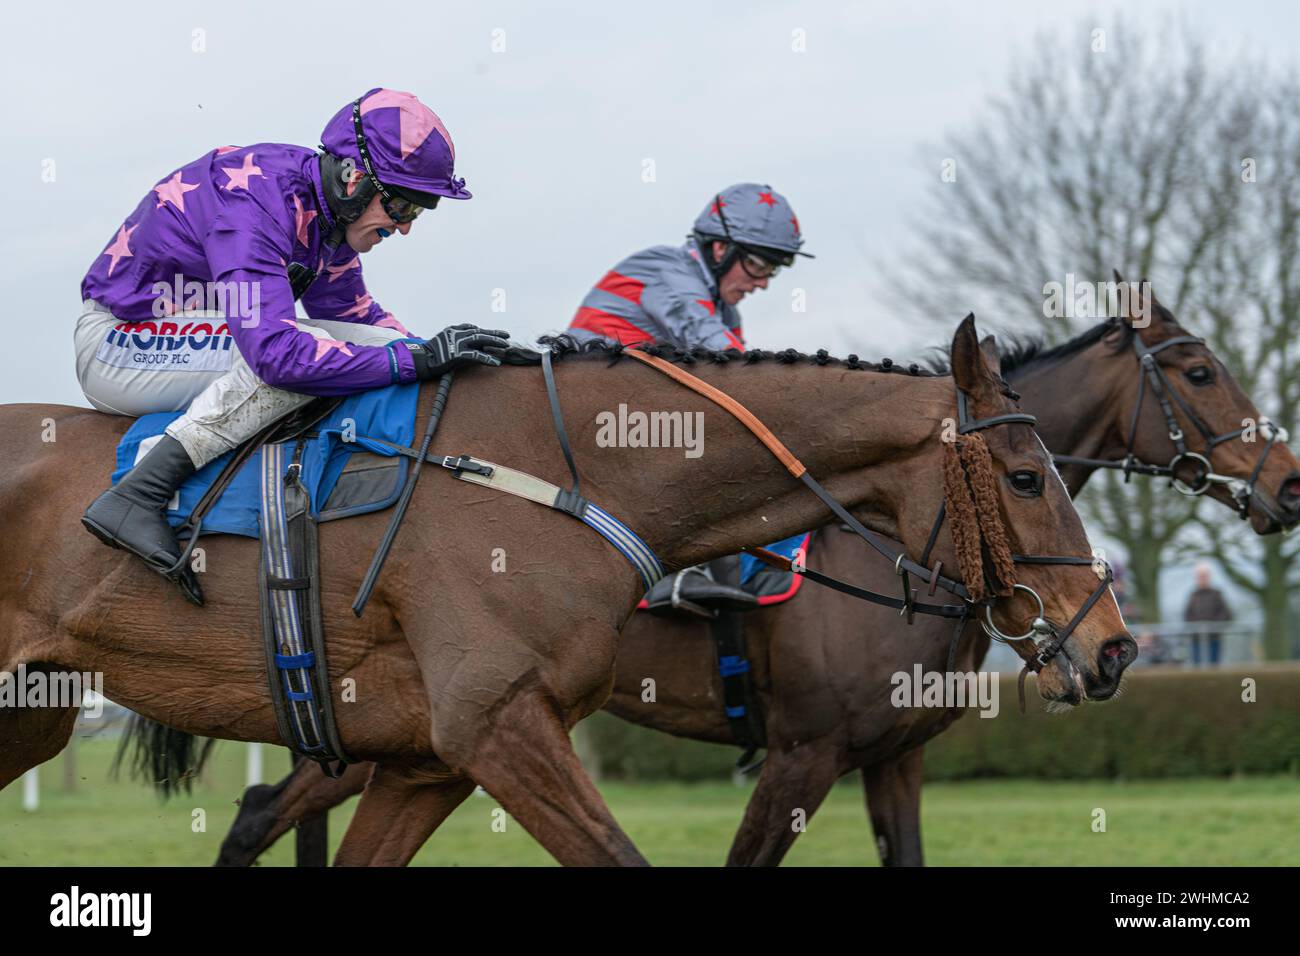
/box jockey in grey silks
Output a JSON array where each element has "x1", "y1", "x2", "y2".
[
  {"x1": 568, "y1": 183, "x2": 813, "y2": 615},
  {"x1": 569, "y1": 182, "x2": 810, "y2": 352}
]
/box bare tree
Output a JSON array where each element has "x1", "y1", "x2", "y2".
[
  {"x1": 889, "y1": 19, "x2": 1299, "y2": 656},
  {"x1": 1188, "y1": 77, "x2": 1300, "y2": 660}
]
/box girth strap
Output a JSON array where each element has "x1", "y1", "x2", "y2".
[
  {"x1": 708, "y1": 556, "x2": 767, "y2": 768},
  {"x1": 258, "y1": 440, "x2": 352, "y2": 772}
]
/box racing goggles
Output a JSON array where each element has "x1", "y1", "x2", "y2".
[{"x1": 738, "y1": 248, "x2": 785, "y2": 280}]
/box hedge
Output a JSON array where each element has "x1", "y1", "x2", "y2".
[{"x1": 580, "y1": 664, "x2": 1300, "y2": 781}]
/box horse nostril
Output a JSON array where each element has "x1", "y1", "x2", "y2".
[
  {"x1": 1100, "y1": 635, "x2": 1136, "y2": 671},
  {"x1": 1281, "y1": 475, "x2": 1300, "y2": 510}
]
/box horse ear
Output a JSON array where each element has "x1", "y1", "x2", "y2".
[
  {"x1": 1113, "y1": 268, "x2": 1125, "y2": 284},
  {"x1": 978, "y1": 334, "x2": 1001, "y2": 369},
  {"x1": 1115, "y1": 277, "x2": 1163, "y2": 329},
  {"x1": 951, "y1": 314, "x2": 1000, "y2": 400}
]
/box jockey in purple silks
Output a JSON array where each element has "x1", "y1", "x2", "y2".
[
  {"x1": 79, "y1": 88, "x2": 510, "y2": 604},
  {"x1": 567, "y1": 183, "x2": 813, "y2": 615}
]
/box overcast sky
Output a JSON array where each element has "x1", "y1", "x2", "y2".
[{"x1": 6, "y1": 0, "x2": 1298, "y2": 411}]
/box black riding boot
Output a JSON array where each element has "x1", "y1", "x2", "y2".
[{"x1": 82, "y1": 435, "x2": 204, "y2": 605}]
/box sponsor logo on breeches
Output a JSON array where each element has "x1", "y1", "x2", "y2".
[{"x1": 96, "y1": 319, "x2": 235, "y2": 372}]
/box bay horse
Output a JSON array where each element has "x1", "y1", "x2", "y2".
[
  {"x1": 0, "y1": 315, "x2": 1133, "y2": 865},
  {"x1": 213, "y1": 284, "x2": 1297, "y2": 866}
]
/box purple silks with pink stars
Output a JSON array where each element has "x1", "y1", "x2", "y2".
[{"x1": 82, "y1": 143, "x2": 417, "y2": 396}]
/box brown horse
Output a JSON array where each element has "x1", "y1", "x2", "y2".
[
  {"x1": 213, "y1": 284, "x2": 1299, "y2": 867},
  {"x1": 0, "y1": 315, "x2": 1132, "y2": 865}
]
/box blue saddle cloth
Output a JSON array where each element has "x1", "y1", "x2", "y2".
[
  {"x1": 112, "y1": 384, "x2": 420, "y2": 539},
  {"x1": 739, "y1": 532, "x2": 808, "y2": 586}
]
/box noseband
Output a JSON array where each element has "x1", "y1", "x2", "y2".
[{"x1": 1052, "y1": 334, "x2": 1291, "y2": 527}]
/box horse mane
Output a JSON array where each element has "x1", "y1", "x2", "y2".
[
  {"x1": 922, "y1": 317, "x2": 1138, "y2": 377},
  {"x1": 998, "y1": 317, "x2": 1137, "y2": 375},
  {"x1": 524, "y1": 334, "x2": 944, "y2": 377},
  {"x1": 516, "y1": 315, "x2": 1140, "y2": 381}
]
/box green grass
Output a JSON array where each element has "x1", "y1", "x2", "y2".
[{"x1": 2, "y1": 736, "x2": 1296, "y2": 865}]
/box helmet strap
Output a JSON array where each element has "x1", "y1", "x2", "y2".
[
  {"x1": 318, "y1": 152, "x2": 378, "y2": 248},
  {"x1": 351, "y1": 97, "x2": 396, "y2": 205},
  {"x1": 694, "y1": 232, "x2": 739, "y2": 281},
  {"x1": 697, "y1": 193, "x2": 743, "y2": 281}
]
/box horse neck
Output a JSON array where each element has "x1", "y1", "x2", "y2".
[
  {"x1": 556, "y1": 358, "x2": 952, "y2": 570},
  {"x1": 1006, "y1": 343, "x2": 1133, "y2": 496}
]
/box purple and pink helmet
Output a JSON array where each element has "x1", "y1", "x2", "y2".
[{"x1": 320, "y1": 87, "x2": 471, "y2": 204}]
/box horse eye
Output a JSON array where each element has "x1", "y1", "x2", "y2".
[
  {"x1": 1010, "y1": 470, "x2": 1043, "y2": 495},
  {"x1": 1185, "y1": 365, "x2": 1214, "y2": 386}
]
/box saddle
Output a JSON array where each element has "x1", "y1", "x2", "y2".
[{"x1": 109, "y1": 383, "x2": 423, "y2": 775}]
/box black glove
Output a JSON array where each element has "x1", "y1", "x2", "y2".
[{"x1": 407, "y1": 324, "x2": 512, "y2": 380}]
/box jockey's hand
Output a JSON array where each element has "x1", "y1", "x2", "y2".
[{"x1": 411, "y1": 324, "x2": 512, "y2": 380}]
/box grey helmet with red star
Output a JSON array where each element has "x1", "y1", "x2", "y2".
[{"x1": 692, "y1": 183, "x2": 812, "y2": 279}]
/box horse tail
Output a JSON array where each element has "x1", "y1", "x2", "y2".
[{"x1": 111, "y1": 713, "x2": 216, "y2": 797}]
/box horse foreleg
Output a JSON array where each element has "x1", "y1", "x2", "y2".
[
  {"x1": 456, "y1": 689, "x2": 648, "y2": 866},
  {"x1": 333, "y1": 762, "x2": 475, "y2": 866},
  {"x1": 0, "y1": 670, "x2": 79, "y2": 791},
  {"x1": 216, "y1": 758, "x2": 372, "y2": 866},
  {"x1": 725, "y1": 738, "x2": 841, "y2": 866},
  {"x1": 861, "y1": 745, "x2": 926, "y2": 867}
]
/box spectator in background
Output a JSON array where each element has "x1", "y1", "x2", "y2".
[{"x1": 1183, "y1": 561, "x2": 1232, "y2": 667}]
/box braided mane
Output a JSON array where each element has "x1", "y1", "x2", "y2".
[{"x1": 531, "y1": 334, "x2": 943, "y2": 377}]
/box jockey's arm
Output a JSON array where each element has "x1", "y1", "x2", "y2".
[
  {"x1": 300, "y1": 254, "x2": 414, "y2": 337},
  {"x1": 218, "y1": 265, "x2": 417, "y2": 396},
  {"x1": 206, "y1": 208, "x2": 417, "y2": 396},
  {"x1": 641, "y1": 272, "x2": 744, "y2": 352}
]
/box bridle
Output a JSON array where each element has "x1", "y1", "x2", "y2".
[
  {"x1": 1052, "y1": 333, "x2": 1292, "y2": 527},
  {"x1": 902, "y1": 387, "x2": 1113, "y2": 703}
]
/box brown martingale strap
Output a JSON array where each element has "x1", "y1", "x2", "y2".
[{"x1": 622, "y1": 350, "x2": 806, "y2": 476}]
